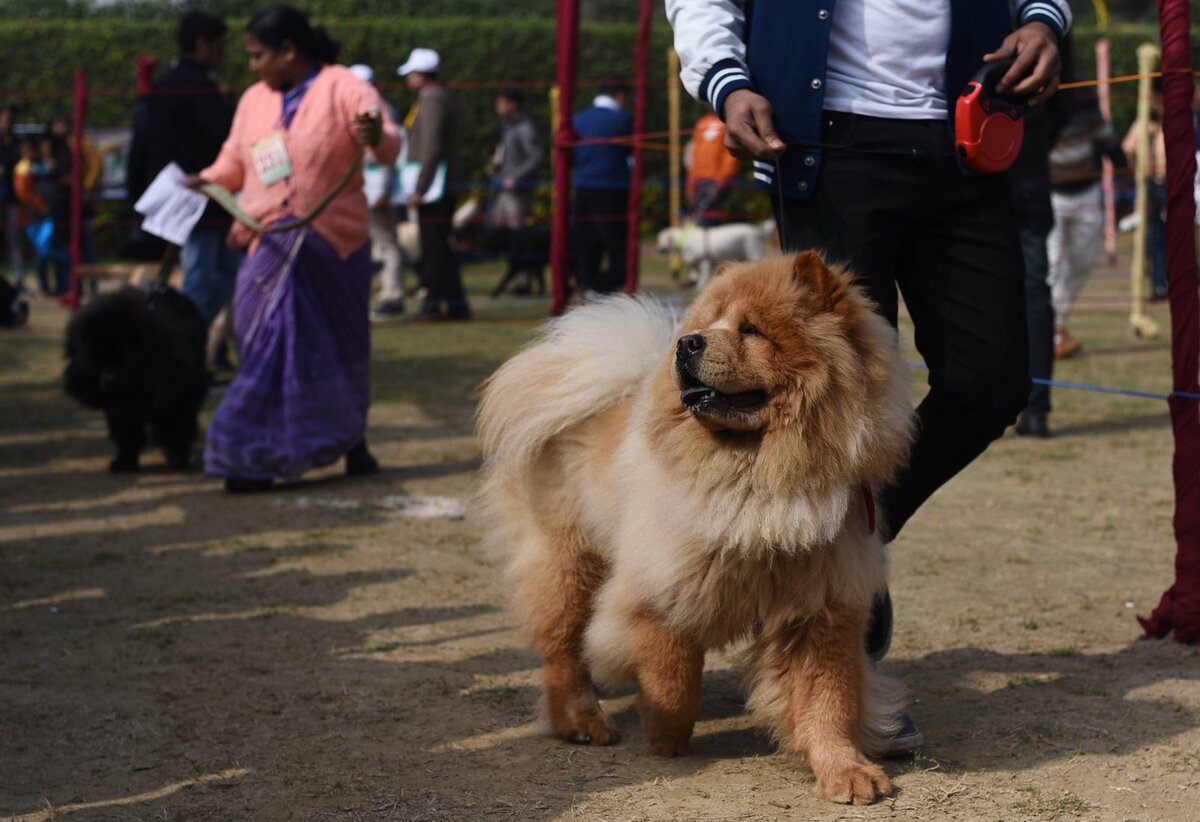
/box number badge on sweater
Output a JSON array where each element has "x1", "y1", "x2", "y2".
[{"x1": 251, "y1": 131, "x2": 293, "y2": 187}]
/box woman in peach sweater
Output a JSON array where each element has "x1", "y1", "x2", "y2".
[{"x1": 196, "y1": 5, "x2": 401, "y2": 493}]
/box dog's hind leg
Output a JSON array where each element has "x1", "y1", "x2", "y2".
[
  {"x1": 748, "y1": 603, "x2": 893, "y2": 805},
  {"x1": 627, "y1": 607, "x2": 704, "y2": 757},
  {"x1": 518, "y1": 529, "x2": 620, "y2": 746},
  {"x1": 491, "y1": 262, "x2": 520, "y2": 298},
  {"x1": 105, "y1": 408, "x2": 145, "y2": 472},
  {"x1": 152, "y1": 412, "x2": 197, "y2": 471}
]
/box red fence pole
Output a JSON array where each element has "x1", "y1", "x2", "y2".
[
  {"x1": 68, "y1": 68, "x2": 86, "y2": 310},
  {"x1": 1139, "y1": 0, "x2": 1200, "y2": 643},
  {"x1": 623, "y1": 0, "x2": 652, "y2": 293},
  {"x1": 136, "y1": 55, "x2": 158, "y2": 96},
  {"x1": 550, "y1": 0, "x2": 580, "y2": 316}
]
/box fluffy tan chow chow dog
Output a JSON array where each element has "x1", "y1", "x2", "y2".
[{"x1": 476, "y1": 252, "x2": 914, "y2": 804}]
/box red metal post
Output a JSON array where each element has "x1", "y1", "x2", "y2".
[
  {"x1": 68, "y1": 68, "x2": 86, "y2": 310},
  {"x1": 550, "y1": 0, "x2": 580, "y2": 316},
  {"x1": 1139, "y1": 0, "x2": 1200, "y2": 643},
  {"x1": 136, "y1": 55, "x2": 159, "y2": 96},
  {"x1": 623, "y1": 0, "x2": 652, "y2": 293}
]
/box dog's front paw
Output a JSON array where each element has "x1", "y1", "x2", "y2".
[
  {"x1": 815, "y1": 761, "x2": 893, "y2": 805},
  {"x1": 109, "y1": 455, "x2": 139, "y2": 473},
  {"x1": 647, "y1": 734, "x2": 691, "y2": 758},
  {"x1": 551, "y1": 707, "x2": 621, "y2": 746}
]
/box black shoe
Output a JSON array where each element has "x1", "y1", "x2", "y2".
[
  {"x1": 370, "y1": 300, "x2": 405, "y2": 322},
  {"x1": 1014, "y1": 411, "x2": 1051, "y2": 438},
  {"x1": 444, "y1": 303, "x2": 473, "y2": 321},
  {"x1": 225, "y1": 477, "x2": 273, "y2": 494},
  {"x1": 345, "y1": 441, "x2": 380, "y2": 476},
  {"x1": 881, "y1": 713, "x2": 925, "y2": 758},
  {"x1": 866, "y1": 590, "x2": 893, "y2": 663}
]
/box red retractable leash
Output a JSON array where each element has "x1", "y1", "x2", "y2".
[{"x1": 955, "y1": 59, "x2": 1030, "y2": 174}]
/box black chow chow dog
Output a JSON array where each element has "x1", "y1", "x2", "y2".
[
  {"x1": 0, "y1": 274, "x2": 29, "y2": 328},
  {"x1": 64, "y1": 286, "x2": 208, "y2": 472}
]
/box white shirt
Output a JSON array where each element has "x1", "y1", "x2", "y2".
[{"x1": 823, "y1": 0, "x2": 952, "y2": 119}]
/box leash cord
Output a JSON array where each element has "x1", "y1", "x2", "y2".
[{"x1": 199, "y1": 156, "x2": 363, "y2": 235}]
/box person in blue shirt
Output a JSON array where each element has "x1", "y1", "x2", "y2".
[{"x1": 571, "y1": 86, "x2": 633, "y2": 294}]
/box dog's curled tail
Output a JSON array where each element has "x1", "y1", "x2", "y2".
[{"x1": 476, "y1": 294, "x2": 676, "y2": 473}]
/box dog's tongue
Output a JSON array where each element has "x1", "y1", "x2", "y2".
[
  {"x1": 680, "y1": 386, "x2": 715, "y2": 407},
  {"x1": 681, "y1": 386, "x2": 768, "y2": 410}
]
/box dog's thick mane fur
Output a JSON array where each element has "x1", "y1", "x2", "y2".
[{"x1": 479, "y1": 254, "x2": 913, "y2": 554}]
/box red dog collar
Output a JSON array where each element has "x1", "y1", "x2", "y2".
[{"x1": 861, "y1": 485, "x2": 876, "y2": 536}]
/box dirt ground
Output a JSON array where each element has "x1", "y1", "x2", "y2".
[{"x1": 2, "y1": 255, "x2": 1198, "y2": 822}]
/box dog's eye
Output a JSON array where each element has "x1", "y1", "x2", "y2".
[{"x1": 739, "y1": 322, "x2": 760, "y2": 337}]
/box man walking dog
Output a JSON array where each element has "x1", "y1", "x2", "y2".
[{"x1": 667, "y1": 0, "x2": 1071, "y2": 753}]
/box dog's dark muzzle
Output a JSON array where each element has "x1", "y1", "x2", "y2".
[{"x1": 674, "y1": 334, "x2": 767, "y2": 412}]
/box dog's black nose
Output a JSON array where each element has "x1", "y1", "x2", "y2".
[{"x1": 677, "y1": 334, "x2": 706, "y2": 357}]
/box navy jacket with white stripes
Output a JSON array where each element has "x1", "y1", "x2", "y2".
[{"x1": 666, "y1": 0, "x2": 1072, "y2": 198}]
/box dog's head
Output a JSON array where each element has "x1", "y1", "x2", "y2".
[
  {"x1": 655, "y1": 227, "x2": 679, "y2": 255},
  {"x1": 61, "y1": 288, "x2": 199, "y2": 410},
  {"x1": 656, "y1": 252, "x2": 914, "y2": 488}
]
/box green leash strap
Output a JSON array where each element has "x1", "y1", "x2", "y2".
[
  {"x1": 199, "y1": 155, "x2": 363, "y2": 235},
  {"x1": 156, "y1": 244, "x2": 180, "y2": 285}
]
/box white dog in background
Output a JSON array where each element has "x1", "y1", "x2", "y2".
[
  {"x1": 396, "y1": 197, "x2": 481, "y2": 263},
  {"x1": 657, "y1": 219, "x2": 777, "y2": 289}
]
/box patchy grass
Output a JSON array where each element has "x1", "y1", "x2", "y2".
[{"x1": 1013, "y1": 787, "x2": 1090, "y2": 818}]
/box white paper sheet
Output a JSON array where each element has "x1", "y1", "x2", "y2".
[
  {"x1": 400, "y1": 161, "x2": 446, "y2": 204},
  {"x1": 134, "y1": 162, "x2": 210, "y2": 246}
]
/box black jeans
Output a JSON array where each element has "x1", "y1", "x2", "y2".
[
  {"x1": 1017, "y1": 219, "x2": 1054, "y2": 418},
  {"x1": 774, "y1": 112, "x2": 1029, "y2": 540},
  {"x1": 572, "y1": 187, "x2": 628, "y2": 293},
  {"x1": 417, "y1": 199, "x2": 468, "y2": 309}
]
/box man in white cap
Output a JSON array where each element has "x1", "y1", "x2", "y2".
[
  {"x1": 349, "y1": 63, "x2": 406, "y2": 321},
  {"x1": 398, "y1": 47, "x2": 470, "y2": 322}
]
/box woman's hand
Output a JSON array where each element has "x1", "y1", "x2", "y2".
[{"x1": 353, "y1": 110, "x2": 383, "y2": 149}]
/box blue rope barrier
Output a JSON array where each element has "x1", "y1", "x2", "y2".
[{"x1": 907, "y1": 362, "x2": 1200, "y2": 401}]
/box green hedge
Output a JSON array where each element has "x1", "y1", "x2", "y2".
[
  {"x1": 0, "y1": 17, "x2": 721, "y2": 227},
  {"x1": 0, "y1": 0, "x2": 653, "y2": 23}
]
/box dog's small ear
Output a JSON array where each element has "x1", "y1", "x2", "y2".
[
  {"x1": 792, "y1": 251, "x2": 850, "y2": 312},
  {"x1": 711, "y1": 262, "x2": 731, "y2": 279}
]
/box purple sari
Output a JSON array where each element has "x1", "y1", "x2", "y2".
[{"x1": 204, "y1": 223, "x2": 372, "y2": 480}]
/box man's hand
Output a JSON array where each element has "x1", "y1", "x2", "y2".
[
  {"x1": 984, "y1": 22, "x2": 1061, "y2": 107},
  {"x1": 722, "y1": 89, "x2": 786, "y2": 161}
]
